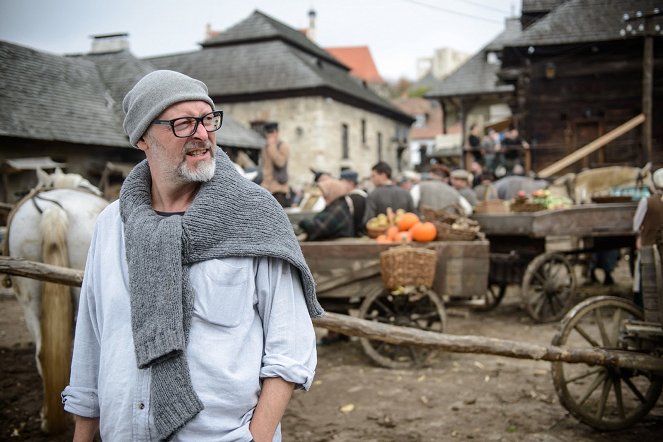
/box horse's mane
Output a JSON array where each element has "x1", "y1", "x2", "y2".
[{"x1": 36, "y1": 167, "x2": 102, "y2": 196}]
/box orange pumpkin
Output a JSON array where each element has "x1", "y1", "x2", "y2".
[
  {"x1": 397, "y1": 212, "x2": 420, "y2": 231},
  {"x1": 410, "y1": 222, "x2": 437, "y2": 242},
  {"x1": 375, "y1": 234, "x2": 391, "y2": 244},
  {"x1": 395, "y1": 230, "x2": 412, "y2": 243},
  {"x1": 386, "y1": 225, "x2": 400, "y2": 242}
]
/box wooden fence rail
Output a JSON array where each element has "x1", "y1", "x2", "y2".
[{"x1": 2, "y1": 256, "x2": 662, "y2": 374}]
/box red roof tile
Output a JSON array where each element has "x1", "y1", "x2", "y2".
[{"x1": 326, "y1": 46, "x2": 385, "y2": 84}]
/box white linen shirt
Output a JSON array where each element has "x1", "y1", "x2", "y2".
[{"x1": 62, "y1": 201, "x2": 317, "y2": 441}]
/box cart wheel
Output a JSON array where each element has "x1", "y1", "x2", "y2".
[
  {"x1": 472, "y1": 283, "x2": 507, "y2": 312},
  {"x1": 358, "y1": 287, "x2": 446, "y2": 369},
  {"x1": 551, "y1": 296, "x2": 663, "y2": 430},
  {"x1": 521, "y1": 252, "x2": 576, "y2": 322}
]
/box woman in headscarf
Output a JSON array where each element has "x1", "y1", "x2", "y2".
[{"x1": 298, "y1": 178, "x2": 355, "y2": 241}]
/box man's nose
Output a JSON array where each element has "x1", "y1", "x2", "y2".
[{"x1": 192, "y1": 121, "x2": 209, "y2": 139}]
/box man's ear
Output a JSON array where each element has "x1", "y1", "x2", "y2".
[{"x1": 136, "y1": 136, "x2": 149, "y2": 152}]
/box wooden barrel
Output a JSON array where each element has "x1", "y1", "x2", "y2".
[{"x1": 640, "y1": 245, "x2": 663, "y2": 324}]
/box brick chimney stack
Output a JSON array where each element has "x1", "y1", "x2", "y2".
[
  {"x1": 89, "y1": 33, "x2": 129, "y2": 54},
  {"x1": 307, "y1": 9, "x2": 316, "y2": 41}
]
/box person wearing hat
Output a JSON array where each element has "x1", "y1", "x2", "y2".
[
  {"x1": 62, "y1": 70, "x2": 321, "y2": 441},
  {"x1": 632, "y1": 168, "x2": 663, "y2": 305},
  {"x1": 414, "y1": 165, "x2": 473, "y2": 215},
  {"x1": 260, "y1": 122, "x2": 291, "y2": 207},
  {"x1": 340, "y1": 169, "x2": 367, "y2": 237},
  {"x1": 450, "y1": 169, "x2": 478, "y2": 206}
]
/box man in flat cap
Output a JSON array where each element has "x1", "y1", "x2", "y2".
[
  {"x1": 62, "y1": 70, "x2": 321, "y2": 441},
  {"x1": 450, "y1": 168, "x2": 478, "y2": 206}
]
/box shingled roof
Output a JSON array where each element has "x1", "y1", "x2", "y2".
[
  {"x1": 202, "y1": 10, "x2": 342, "y2": 68},
  {"x1": 83, "y1": 51, "x2": 265, "y2": 149},
  {"x1": 508, "y1": 0, "x2": 659, "y2": 47},
  {"x1": 149, "y1": 10, "x2": 411, "y2": 123},
  {"x1": 0, "y1": 41, "x2": 264, "y2": 150},
  {"x1": 0, "y1": 41, "x2": 128, "y2": 147},
  {"x1": 425, "y1": 18, "x2": 521, "y2": 99}
]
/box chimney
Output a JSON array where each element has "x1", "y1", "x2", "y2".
[
  {"x1": 89, "y1": 33, "x2": 129, "y2": 54},
  {"x1": 307, "y1": 9, "x2": 316, "y2": 41}
]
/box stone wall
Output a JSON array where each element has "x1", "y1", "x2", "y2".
[{"x1": 220, "y1": 96, "x2": 406, "y2": 189}]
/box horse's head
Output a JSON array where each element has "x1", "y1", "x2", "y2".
[
  {"x1": 637, "y1": 162, "x2": 653, "y2": 191},
  {"x1": 35, "y1": 167, "x2": 103, "y2": 196},
  {"x1": 547, "y1": 173, "x2": 576, "y2": 200}
]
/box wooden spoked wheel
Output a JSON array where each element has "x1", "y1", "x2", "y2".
[
  {"x1": 522, "y1": 252, "x2": 576, "y2": 322},
  {"x1": 358, "y1": 287, "x2": 446, "y2": 369},
  {"x1": 551, "y1": 296, "x2": 663, "y2": 430},
  {"x1": 472, "y1": 283, "x2": 507, "y2": 312}
]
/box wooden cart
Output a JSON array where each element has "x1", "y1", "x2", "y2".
[
  {"x1": 550, "y1": 242, "x2": 663, "y2": 430},
  {"x1": 473, "y1": 202, "x2": 638, "y2": 323},
  {"x1": 300, "y1": 239, "x2": 489, "y2": 368}
]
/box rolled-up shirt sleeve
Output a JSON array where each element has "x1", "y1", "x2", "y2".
[
  {"x1": 62, "y1": 228, "x2": 102, "y2": 418},
  {"x1": 255, "y1": 257, "x2": 317, "y2": 390}
]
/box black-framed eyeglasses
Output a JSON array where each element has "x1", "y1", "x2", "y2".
[{"x1": 152, "y1": 110, "x2": 224, "y2": 138}]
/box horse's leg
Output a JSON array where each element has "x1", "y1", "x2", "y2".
[{"x1": 38, "y1": 206, "x2": 72, "y2": 434}]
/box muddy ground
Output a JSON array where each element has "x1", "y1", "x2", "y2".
[{"x1": 1, "y1": 259, "x2": 661, "y2": 441}]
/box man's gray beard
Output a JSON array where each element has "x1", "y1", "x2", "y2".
[
  {"x1": 178, "y1": 155, "x2": 215, "y2": 182},
  {"x1": 176, "y1": 143, "x2": 216, "y2": 183}
]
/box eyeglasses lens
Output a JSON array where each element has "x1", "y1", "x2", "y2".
[{"x1": 172, "y1": 112, "x2": 223, "y2": 137}]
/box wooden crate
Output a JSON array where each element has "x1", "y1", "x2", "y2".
[{"x1": 427, "y1": 240, "x2": 489, "y2": 298}]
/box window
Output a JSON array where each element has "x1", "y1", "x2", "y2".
[
  {"x1": 342, "y1": 123, "x2": 349, "y2": 159},
  {"x1": 361, "y1": 119, "x2": 366, "y2": 144},
  {"x1": 414, "y1": 113, "x2": 427, "y2": 128},
  {"x1": 486, "y1": 51, "x2": 500, "y2": 65},
  {"x1": 377, "y1": 131, "x2": 383, "y2": 161}
]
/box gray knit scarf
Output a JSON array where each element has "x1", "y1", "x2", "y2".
[{"x1": 119, "y1": 149, "x2": 323, "y2": 440}]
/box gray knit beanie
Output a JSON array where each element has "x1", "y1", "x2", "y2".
[{"x1": 122, "y1": 70, "x2": 215, "y2": 147}]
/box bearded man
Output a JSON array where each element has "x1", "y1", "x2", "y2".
[{"x1": 62, "y1": 70, "x2": 322, "y2": 442}]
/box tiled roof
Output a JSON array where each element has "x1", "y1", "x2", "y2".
[
  {"x1": 202, "y1": 10, "x2": 342, "y2": 68},
  {"x1": 149, "y1": 39, "x2": 410, "y2": 122},
  {"x1": 325, "y1": 46, "x2": 385, "y2": 84},
  {"x1": 0, "y1": 42, "x2": 264, "y2": 150},
  {"x1": 509, "y1": 0, "x2": 660, "y2": 47},
  {"x1": 424, "y1": 18, "x2": 521, "y2": 99},
  {"x1": 392, "y1": 97, "x2": 443, "y2": 140},
  {"x1": 0, "y1": 41, "x2": 129, "y2": 147}
]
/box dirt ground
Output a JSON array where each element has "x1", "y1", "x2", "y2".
[{"x1": 1, "y1": 259, "x2": 662, "y2": 441}]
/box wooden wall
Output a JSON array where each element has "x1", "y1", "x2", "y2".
[{"x1": 503, "y1": 38, "x2": 663, "y2": 174}]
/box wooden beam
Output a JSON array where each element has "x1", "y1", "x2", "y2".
[
  {"x1": 538, "y1": 114, "x2": 645, "y2": 178},
  {"x1": 314, "y1": 312, "x2": 663, "y2": 374},
  {"x1": 3, "y1": 256, "x2": 662, "y2": 373},
  {"x1": 0, "y1": 257, "x2": 83, "y2": 286}
]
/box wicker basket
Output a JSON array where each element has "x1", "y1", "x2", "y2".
[
  {"x1": 434, "y1": 221, "x2": 478, "y2": 241},
  {"x1": 474, "y1": 199, "x2": 510, "y2": 214},
  {"x1": 380, "y1": 246, "x2": 438, "y2": 289},
  {"x1": 420, "y1": 205, "x2": 464, "y2": 223},
  {"x1": 367, "y1": 225, "x2": 388, "y2": 238},
  {"x1": 510, "y1": 201, "x2": 547, "y2": 212}
]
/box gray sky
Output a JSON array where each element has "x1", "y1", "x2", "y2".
[{"x1": 0, "y1": 0, "x2": 520, "y2": 81}]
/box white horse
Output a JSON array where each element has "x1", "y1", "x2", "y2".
[
  {"x1": 5, "y1": 173, "x2": 108, "y2": 433},
  {"x1": 548, "y1": 163, "x2": 653, "y2": 203}
]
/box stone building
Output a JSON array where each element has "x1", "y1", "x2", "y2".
[{"x1": 149, "y1": 10, "x2": 413, "y2": 188}]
